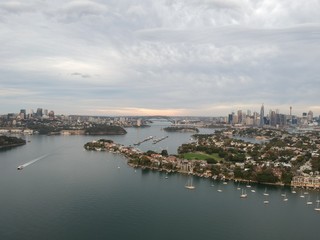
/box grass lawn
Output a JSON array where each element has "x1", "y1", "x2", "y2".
[{"x1": 182, "y1": 152, "x2": 223, "y2": 161}]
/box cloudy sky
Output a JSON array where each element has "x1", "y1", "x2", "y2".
[{"x1": 1, "y1": 0, "x2": 320, "y2": 116}]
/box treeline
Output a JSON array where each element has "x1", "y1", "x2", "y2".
[
  {"x1": 0, "y1": 136, "x2": 26, "y2": 149},
  {"x1": 85, "y1": 125, "x2": 127, "y2": 135},
  {"x1": 163, "y1": 126, "x2": 199, "y2": 132}
]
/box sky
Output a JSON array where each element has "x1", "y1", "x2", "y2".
[{"x1": 1, "y1": 0, "x2": 320, "y2": 117}]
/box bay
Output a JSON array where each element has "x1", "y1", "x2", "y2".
[{"x1": 0, "y1": 121, "x2": 319, "y2": 240}]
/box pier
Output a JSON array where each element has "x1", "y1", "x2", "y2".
[
  {"x1": 133, "y1": 136, "x2": 154, "y2": 146},
  {"x1": 153, "y1": 136, "x2": 169, "y2": 144}
]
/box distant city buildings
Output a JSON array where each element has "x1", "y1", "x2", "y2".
[
  {"x1": 0, "y1": 105, "x2": 319, "y2": 130},
  {"x1": 227, "y1": 104, "x2": 319, "y2": 128}
]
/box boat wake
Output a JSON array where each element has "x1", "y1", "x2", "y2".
[{"x1": 17, "y1": 153, "x2": 50, "y2": 170}]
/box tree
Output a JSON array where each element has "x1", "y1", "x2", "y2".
[
  {"x1": 161, "y1": 149, "x2": 168, "y2": 157},
  {"x1": 256, "y1": 169, "x2": 279, "y2": 183}
]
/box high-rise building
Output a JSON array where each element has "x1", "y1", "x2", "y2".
[
  {"x1": 36, "y1": 108, "x2": 43, "y2": 117},
  {"x1": 48, "y1": 111, "x2": 55, "y2": 119},
  {"x1": 308, "y1": 111, "x2": 313, "y2": 122},
  {"x1": 260, "y1": 104, "x2": 264, "y2": 127},
  {"x1": 20, "y1": 109, "x2": 26, "y2": 119},
  {"x1": 237, "y1": 110, "x2": 242, "y2": 124}
]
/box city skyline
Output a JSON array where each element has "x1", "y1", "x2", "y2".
[
  {"x1": 1, "y1": 1, "x2": 320, "y2": 116},
  {"x1": 2, "y1": 104, "x2": 318, "y2": 119}
]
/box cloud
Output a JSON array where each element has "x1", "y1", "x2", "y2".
[
  {"x1": 71, "y1": 72, "x2": 91, "y2": 78},
  {"x1": 49, "y1": 0, "x2": 109, "y2": 22},
  {"x1": 0, "y1": 1, "x2": 37, "y2": 14},
  {"x1": 0, "y1": 0, "x2": 319, "y2": 116}
]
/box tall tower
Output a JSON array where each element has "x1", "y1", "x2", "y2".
[
  {"x1": 260, "y1": 104, "x2": 264, "y2": 127},
  {"x1": 290, "y1": 106, "x2": 292, "y2": 116}
]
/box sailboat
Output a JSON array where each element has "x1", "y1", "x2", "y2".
[
  {"x1": 283, "y1": 193, "x2": 288, "y2": 202},
  {"x1": 185, "y1": 177, "x2": 195, "y2": 190},
  {"x1": 236, "y1": 182, "x2": 241, "y2": 190},
  {"x1": 315, "y1": 202, "x2": 320, "y2": 211},
  {"x1": 306, "y1": 195, "x2": 313, "y2": 205},
  {"x1": 300, "y1": 190, "x2": 305, "y2": 198},
  {"x1": 291, "y1": 188, "x2": 296, "y2": 194},
  {"x1": 240, "y1": 189, "x2": 247, "y2": 198},
  {"x1": 263, "y1": 188, "x2": 269, "y2": 196}
]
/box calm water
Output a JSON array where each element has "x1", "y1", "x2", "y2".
[{"x1": 0, "y1": 122, "x2": 319, "y2": 240}]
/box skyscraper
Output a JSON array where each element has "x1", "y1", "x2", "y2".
[{"x1": 260, "y1": 104, "x2": 264, "y2": 127}]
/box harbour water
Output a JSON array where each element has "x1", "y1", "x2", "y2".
[{"x1": 0, "y1": 121, "x2": 319, "y2": 240}]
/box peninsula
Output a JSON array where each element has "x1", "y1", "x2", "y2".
[
  {"x1": 0, "y1": 136, "x2": 26, "y2": 149},
  {"x1": 84, "y1": 128, "x2": 320, "y2": 189},
  {"x1": 163, "y1": 126, "x2": 199, "y2": 133}
]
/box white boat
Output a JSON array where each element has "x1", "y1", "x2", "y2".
[
  {"x1": 240, "y1": 189, "x2": 247, "y2": 198},
  {"x1": 291, "y1": 188, "x2": 296, "y2": 194},
  {"x1": 306, "y1": 196, "x2": 313, "y2": 205},
  {"x1": 300, "y1": 190, "x2": 305, "y2": 198},
  {"x1": 185, "y1": 177, "x2": 195, "y2": 190},
  {"x1": 251, "y1": 189, "x2": 256, "y2": 193},
  {"x1": 315, "y1": 202, "x2": 320, "y2": 211},
  {"x1": 283, "y1": 193, "x2": 288, "y2": 202},
  {"x1": 263, "y1": 200, "x2": 269, "y2": 204},
  {"x1": 263, "y1": 188, "x2": 269, "y2": 196},
  {"x1": 17, "y1": 165, "x2": 23, "y2": 170}
]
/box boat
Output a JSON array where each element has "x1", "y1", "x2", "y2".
[
  {"x1": 300, "y1": 190, "x2": 305, "y2": 198},
  {"x1": 306, "y1": 196, "x2": 313, "y2": 205},
  {"x1": 283, "y1": 193, "x2": 288, "y2": 202},
  {"x1": 316, "y1": 196, "x2": 320, "y2": 203},
  {"x1": 291, "y1": 188, "x2": 296, "y2": 194},
  {"x1": 263, "y1": 188, "x2": 269, "y2": 196},
  {"x1": 236, "y1": 182, "x2": 241, "y2": 190},
  {"x1": 263, "y1": 200, "x2": 269, "y2": 204},
  {"x1": 185, "y1": 177, "x2": 195, "y2": 190},
  {"x1": 240, "y1": 189, "x2": 247, "y2": 198},
  {"x1": 315, "y1": 202, "x2": 320, "y2": 211},
  {"x1": 251, "y1": 189, "x2": 256, "y2": 193},
  {"x1": 17, "y1": 165, "x2": 23, "y2": 170}
]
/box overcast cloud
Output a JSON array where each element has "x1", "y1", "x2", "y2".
[{"x1": 1, "y1": 0, "x2": 320, "y2": 116}]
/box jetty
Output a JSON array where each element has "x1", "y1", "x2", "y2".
[
  {"x1": 133, "y1": 136, "x2": 154, "y2": 146},
  {"x1": 153, "y1": 136, "x2": 169, "y2": 144}
]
